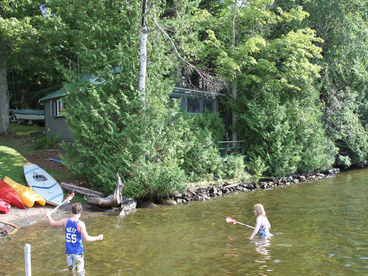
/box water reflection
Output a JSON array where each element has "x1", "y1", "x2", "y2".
[
  {"x1": 252, "y1": 238, "x2": 273, "y2": 274},
  {"x1": 253, "y1": 239, "x2": 271, "y2": 257}
]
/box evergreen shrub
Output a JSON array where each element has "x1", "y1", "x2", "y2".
[
  {"x1": 178, "y1": 112, "x2": 237, "y2": 181},
  {"x1": 33, "y1": 134, "x2": 59, "y2": 149},
  {"x1": 223, "y1": 154, "x2": 248, "y2": 179}
]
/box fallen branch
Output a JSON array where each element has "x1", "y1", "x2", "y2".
[
  {"x1": 85, "y1": 173, "x2": 124, "y2": 208},
  {"x1": 60, "y1": 182, "x2": 104, "y2": 197}
]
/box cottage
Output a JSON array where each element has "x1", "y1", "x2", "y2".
[{"x1": 39, "y1": 84, "x2": 223, "y2": 142}]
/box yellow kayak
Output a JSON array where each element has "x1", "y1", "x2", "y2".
[{"x1": 4, "y1": 176, "x2": 46, "y2": 208}]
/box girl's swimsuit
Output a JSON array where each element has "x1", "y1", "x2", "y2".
[{"x1": 258, "y1": 225, "x2": 273, "y2": 238}]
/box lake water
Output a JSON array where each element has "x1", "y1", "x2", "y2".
[{"x1": 1, "y1": 169, "x2": 368, "y2": 275}]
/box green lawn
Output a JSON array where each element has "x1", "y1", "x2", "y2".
[
  {"x1": 9, "y1": 123, "x2": 44, "y2": 136},
  {"x1": 0, "y1": 123, "x2": 44, "y2": 183},
  {"x1": 0, "y1": 123, "x2": 43, "y2": 157},
  {"x1": 0, "y1": 145, "x2": 28, "y2": 184}
]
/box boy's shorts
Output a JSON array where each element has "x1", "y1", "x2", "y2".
[{"x1": 66, "y1": 253, "x2": 85, "y2": 275}]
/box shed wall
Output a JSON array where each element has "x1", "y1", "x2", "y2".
[{"x1": 44, "y1": 102, "x2": 73, "y2": 141}]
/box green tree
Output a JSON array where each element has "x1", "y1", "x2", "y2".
[
  {"x1": 277, "y1": 0, "x2": 368, "y2": 166},
  {"x1": 195, "y1": 0, "x2": 336, "y2": 176},
  {"x1": 48, "y1": 0, "x2": 190, "y2": 198}
]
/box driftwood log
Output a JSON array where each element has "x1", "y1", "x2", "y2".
[
  {"x1": 85, "y1": 173, "x2": 124, "y2": 208},
  {"x1": 60, "y1": 182, "x2": 104, "y2": 197}
]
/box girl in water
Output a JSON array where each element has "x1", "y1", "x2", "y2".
[{"x1": 249, "y1": 203, "x2": 273, "y2": 239}]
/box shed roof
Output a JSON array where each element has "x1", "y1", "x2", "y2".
[
  {"x1": 38, "y1": 87, "x2": 69, "y2": 103},
  {"x1": 38, "y1": 73, "x2": 101, "y2": 104}
]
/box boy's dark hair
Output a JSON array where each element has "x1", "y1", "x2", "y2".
[{"x1": 72, "y1": 202, "x2": 83, "y2": 214}]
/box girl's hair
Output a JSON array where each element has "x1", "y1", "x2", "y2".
[{"x1": 254, "y1": 204, "x2": 266, "y2": 216}]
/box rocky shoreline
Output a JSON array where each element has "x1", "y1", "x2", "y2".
[{"x1": 159, "y1": 168, "x2": 341, "y2": 206}]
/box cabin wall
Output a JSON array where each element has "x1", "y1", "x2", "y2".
[
  {"x1": 170, "y1": 95, "x2": 218, "y2": 114},
  {"x1": 44, "y1": 101, "x2": 73, "y2": 142},
  {"x1": 42, "y1": 88, "x2": 220, "y2": 142}
]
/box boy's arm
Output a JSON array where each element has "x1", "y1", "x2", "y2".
[
  {"x1": 46, "y1": 213, "x2": 67, "y2": 227},
  {"x1": 78, "y1": 221, "x2": 104, "y2": 242}
]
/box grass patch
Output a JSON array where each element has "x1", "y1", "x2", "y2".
[
  {"x1": 0, "y1": 145, "x2": 28, "y2": 184},
  {"x1": 9, "y1": 123, "x2": 44, "y2": 136},
  {"x1": 0, "y1": 123, "x2": 42, "y2": 157},
  {"x1": 0, "y1": 123, "x2": 47, "y2": 183}
]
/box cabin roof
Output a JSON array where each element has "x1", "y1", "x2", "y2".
[
  {"x1": 39, "y1": 85, "x2": 223, "y2": 104},
  {"x1": 171, "y1": 87, "x2": 224, "y2": 98}
]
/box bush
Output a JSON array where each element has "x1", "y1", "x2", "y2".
[
  {"x1": 124, "y1": 159, "x2": 187, "y2": 199},
  {"x1": 224, "y1": 154, "x2": 248, "y2": 180},
  {"x1": 33, "y1": 135, "x2": 59, "y2": 150},
  {"x1": 246, "y1": 153, "x2": 268, "y2": 182},
  {"x1": 177, "y1": 112, "x2": 230, "y2": 181},
  {"x1": 336, "y1": 154, "x2": 351, "y2": 168}
]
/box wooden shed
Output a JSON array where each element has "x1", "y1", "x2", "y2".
[{"x1": 38, "y1": 87, "x2": 71, "y2": 141}]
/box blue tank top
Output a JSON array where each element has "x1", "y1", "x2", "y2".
[{"x1": 65, "y1": 219, "x2": 83, "y2": 254}]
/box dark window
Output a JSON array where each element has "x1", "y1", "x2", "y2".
[
  {"x1": 187, "y1": 98, "x2": 200, "y2": 113},
  {"x1": 204, "y1": 99, "x2": 215, "y2": 112}
]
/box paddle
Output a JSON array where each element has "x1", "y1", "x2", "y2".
[
  {"x1": 48, "y1": 193, "x2": 75, "y2": 215},
  {"x1": 226, "y1": 216, "x2": 255, "y2": 229}
]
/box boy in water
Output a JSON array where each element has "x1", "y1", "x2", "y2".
[
  {"x1": 249, "y1": 203, "x2": 273, "y2": 239},
  {"x1": 46, "y1": 202, "x2": 103, "y2": 275}
]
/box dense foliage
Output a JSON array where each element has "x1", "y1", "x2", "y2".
[
  {"x1": 276, "y1": 0, "x2": 368, "y2": 168},
  {"x1": 189, "y1": 1, "x2": 337, "y2": 177},
  {"x1": 55, "y1": 0, "x2": 245, "y2": 198},
  {"x1": 2, "y1": 0, "x2": 368, "y2": 198}
]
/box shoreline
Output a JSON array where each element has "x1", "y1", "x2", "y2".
[
  {"x1": 162, "y1": 168, "x2": 341, "y2": 205},
  {"x1": 1, "y1": 168, "x2": 340, "y2": 237}
]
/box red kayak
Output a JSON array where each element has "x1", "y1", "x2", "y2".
[
  {"x1": 0, "y1": 180, "x2": 25, "y2": 209},
  {"x1": 0, "y1": 200, "x2": 10, "y2": 214}
]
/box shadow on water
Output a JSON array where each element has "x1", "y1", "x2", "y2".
[{"x1": 1, "y1": 169, "x2": 368, "y2": 275}]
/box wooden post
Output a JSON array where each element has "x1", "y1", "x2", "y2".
[{"x1": 24, "y1": 244, "x2": 31, "y2": 276}]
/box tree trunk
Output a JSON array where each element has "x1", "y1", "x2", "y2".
[
  {"x1": 0, "y1": 39, "x2": 10, "y2": 135},
  {"x1": 232, "y1": 79, "x2": 237, "y2": 142},
  {"x1": 231, "y1": 13, "x2": 237, "y2": 144},
  {"x1": 139, "y1": 0, "x2": 148, "y2": 108}
]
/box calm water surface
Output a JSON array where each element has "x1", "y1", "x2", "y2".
[{"x1": 1, "y1": 169, "x2": 368, "y2": 275}]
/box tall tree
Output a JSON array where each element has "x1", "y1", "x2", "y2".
[
  {"x1": 0, "y1": 37, "x2": 9, "y2": 135},
  {"x1": 0, "y1": 0, "x2": 40, "y2": 134},
  {"x1": 139, "y1": 0, "x2": 148, "y2": 107}
]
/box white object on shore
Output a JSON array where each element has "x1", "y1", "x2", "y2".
[
  {"x1": 24, "y1": 164, "x2": 64, "y2": 206},
  {"x1": 24, "y1": 244, "x2": 31, "y2": 276}
]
